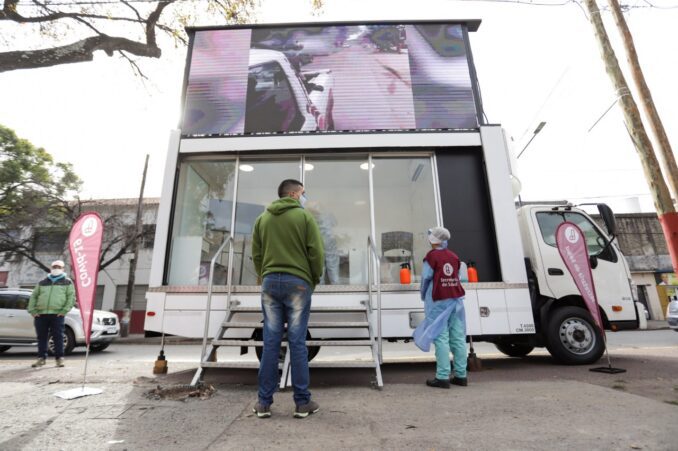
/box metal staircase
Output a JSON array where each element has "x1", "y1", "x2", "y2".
[{"x1": 191, "y1": 236, "x2": 383, "y2": 388}]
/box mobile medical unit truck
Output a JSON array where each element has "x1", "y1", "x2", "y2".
[{"x1": 144, "y1": 20, "x2": 639, "y2": 385}]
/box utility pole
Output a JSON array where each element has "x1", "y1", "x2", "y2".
[
  {"x1": 582, "y1": 0, "x2": 678, "y2": 274},
  {"x1": 607, "y1": 0, "x2": 678, "y2": 202},
  {"x1": 121, "y1": 154, "x2": 149, "y2": 337}
]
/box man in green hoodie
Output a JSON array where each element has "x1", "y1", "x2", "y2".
[
  {"x1": 251, "y1": 179, "x2": 324, "y2": 419},
  {"x1": 27, "y1": 259, "x2": 76, "y2": 368}
]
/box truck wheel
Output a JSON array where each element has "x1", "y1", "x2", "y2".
[
  {"x1": 494, "y1": 341, "x2": 534, "y2": 357},
  {"x1": 546, "y1": 306, "x2": 604, "y2": 365},
  {"x1": 48, "y1": 327, "x2": 75, "y2": 356},
  {"x1": 253, "y1": 330, "x2": 320, "y2": 363},
  {"x1": 0, "y1": 345, "x2": 11, "y2": 353},
  {"x1": 90, "y1": 343, "x2": 110, "y2": 352}
]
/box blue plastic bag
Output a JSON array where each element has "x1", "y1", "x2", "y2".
[{"x1": 413, "y1": 303, "x2": 456, "y2": 352}]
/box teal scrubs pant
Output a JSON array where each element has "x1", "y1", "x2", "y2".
[{"x1": 433, "y1": 306, "x2": 468, "y2": 380}]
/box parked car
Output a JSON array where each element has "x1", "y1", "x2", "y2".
[
  {"x1": 0, "y1": 288, "x2": 119, "y2": 354},
  {"x1": 668, "y1": 299, "x2": 678, "y2": 332}
]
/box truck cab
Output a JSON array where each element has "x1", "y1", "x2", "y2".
[{"x1": 510, "y1": 204, "x2": 637, "y2": 364}]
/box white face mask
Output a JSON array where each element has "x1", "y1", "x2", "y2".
[{"x1": 51, "y1": 268, "x2": 64, "y2": 277}]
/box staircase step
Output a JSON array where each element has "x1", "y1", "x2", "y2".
[
  {"x1": 228, "y1": 306, "x2": 368, "y2": 313},
  {"x1": 200, "y1": 361, "x2": 263, "y2": 369},
  {"x1": 221, "y1": 321, "x2": 370, "y2": 329},
  {"x1": 212, "y1": 339, "x2": 374, "y2": 347},
  {"x1": 308, "y1": 360, "x2": 377, "y2": 368}
]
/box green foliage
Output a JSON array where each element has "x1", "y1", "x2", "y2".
[{"x1": 0, "y1": 124, "x2": 81, "y2": 271}]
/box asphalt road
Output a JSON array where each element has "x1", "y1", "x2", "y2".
[
  {"x1": 2, "y1": 329, "x2": 676, "y2": 363},
  {"x1": 1, "y1": 329, "x2": 677, "y2": 450}
]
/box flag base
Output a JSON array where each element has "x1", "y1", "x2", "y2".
[
  {"x1": 54, "y1": 387, "x2": 103, "y2": 399},
  {"x1": 589, "y1": 366, "x2": 626, "y2": 374}
]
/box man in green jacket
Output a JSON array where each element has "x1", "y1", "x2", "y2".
[
  {"x1": 251, "y1": 179, "x2": 324, "y2": 419},
  {"x1": 27, "y1": 260, "x2": 76, "y2": 368}
]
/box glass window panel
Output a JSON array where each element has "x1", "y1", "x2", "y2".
[
  {"x1": 304, "y1": 156, "x2": 371, "y2": 285},
  {"x1": 372, "y1": 157, "x2": 437, "y2": 283},
  {"x1": 536, "y1": 212, "x2": 617, "y2": 262},
  {"x1": 168, "y1": 160, "x2": 236, "y2": 285},
  {"x1": 232, "y1": 159, "x2": 301, "y2": 285}
]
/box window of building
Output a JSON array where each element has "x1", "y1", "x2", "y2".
[{"x1": 34, "y1": 229, "x2": 68, "y2": 253}]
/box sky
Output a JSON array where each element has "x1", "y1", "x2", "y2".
[{"x1": 0, "y1": 0, "x2": 677, "y2": 213}]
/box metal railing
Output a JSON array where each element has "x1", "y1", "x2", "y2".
[
  {"x1": 367, "y1": 235, "x2": 383, "y2": 364},
  {"x1": 200, "y1": 234, "x2": 234, "y2": 364}
]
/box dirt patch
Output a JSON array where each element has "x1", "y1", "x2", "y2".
[{"x1": 143, "y1": 383, "x2": 216, "y2": 401}]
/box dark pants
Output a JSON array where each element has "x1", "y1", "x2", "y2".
[
  {"x1": 258, "y1": 273, "x2": 312, "y2": 407},
  {"x1": 34, "y1": 314, "x2": 64, "y2": 359}
]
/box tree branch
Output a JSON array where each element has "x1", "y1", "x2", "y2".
[{"x1": 0, "y1": 0, "x2": 172, "y2": 72}]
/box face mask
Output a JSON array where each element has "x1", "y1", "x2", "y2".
[
  {"x1": 51, "y1": 268, "x2": 64, "y2": 277},
  {"x1": 441, "y1": 240, "x2": 449, "y2": 249},
  {"x1": 299, "y1": 194, "x2": 308, "y2": 207}
]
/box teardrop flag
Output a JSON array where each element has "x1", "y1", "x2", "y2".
[
  {"x1": 555, "y1": 221, "x2": 605, "y2": 333},
  {"x1": 68, "y1": 212, "x2": 104, "y2": 346}
]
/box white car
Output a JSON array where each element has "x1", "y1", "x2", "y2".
[
  {"x1": 668, "y1": 299, "x2": 678, "y2": 332},
  {"x1": 0, "y1": 288, "x2": 120, "y2": 354}
]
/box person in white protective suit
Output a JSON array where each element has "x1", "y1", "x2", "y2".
[{"x1": 305, "y1": 200, "x2": 340, "y2": 285}]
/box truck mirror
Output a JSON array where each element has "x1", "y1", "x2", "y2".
[
  {"x1": 589, "y1": 255, "x2": 599, "y2": 269},
  {"x1": 597, "y1": 203, "x2": 617, "y2": 236}
]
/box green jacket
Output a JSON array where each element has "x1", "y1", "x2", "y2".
[
  {"x1": 27, "y1": 275, "x2": 76, "y2": 315},
  {"x1": 252, "y1": 197, "x2": 324, "y2": 288}
]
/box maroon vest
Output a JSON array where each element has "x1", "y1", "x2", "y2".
[{"x1": 424, "y1": 249, "x2": 465, "y2": 301}]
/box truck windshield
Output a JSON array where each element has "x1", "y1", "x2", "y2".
[{"x1": 536, "y1": 212, "x2": 617, "y2": 262}]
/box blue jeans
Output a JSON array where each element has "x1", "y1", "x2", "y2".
[
  {"x1": 258, "y1": 273, "x2": 312, "y2": 407},
  {"x1": 34, "y1": 314, "x2": 64, "y2": 359}
]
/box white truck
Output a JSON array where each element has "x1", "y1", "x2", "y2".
[{"x1": 144, "y1": 21, "x2": 639, "y2": 368}]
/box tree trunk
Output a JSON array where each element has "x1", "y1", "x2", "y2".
[
  {"x1": 582, "y1": 0, "x2": 678, "y2": 273},
  {"x1": 607, "y1": 0, "x2": 678, "y2": 203}
]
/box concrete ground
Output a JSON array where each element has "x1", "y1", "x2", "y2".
[{"x1": 1, "y1": 331, "x2": 677, "y2": 450}]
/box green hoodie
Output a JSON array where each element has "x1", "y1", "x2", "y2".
[{"x1": 252, "y1": 197, "x2": 324, "y2": 288}]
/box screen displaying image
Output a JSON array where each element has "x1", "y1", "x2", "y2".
[{"x1": 182, "y1": 22, "x2": 479, "y2": 136}]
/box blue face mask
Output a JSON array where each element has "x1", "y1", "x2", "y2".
[
  {"x1": 299, "y1": 194, "x2": 308, "y2": 207},
  {"x1": 441, "y1": 240, "x2": 449, "y2": 249}
]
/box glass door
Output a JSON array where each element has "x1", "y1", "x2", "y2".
[
  {"x1": 232, "y1": 158, "x2": 301, "y2": 285},
  {"x1": 303, "y1": 156, "x2": 371, "y2": 285},
  {"x1": 371, "y1": 156, "x2": 438, "y2": 283}
]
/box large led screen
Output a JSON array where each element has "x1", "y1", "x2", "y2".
[{"x1": 182, "y1": 23, "x2": 479, "y2": 136}]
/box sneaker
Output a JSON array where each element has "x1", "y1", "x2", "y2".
[
  {"x1": 294, "y1": 400, "x2": 319, "y2": 419},
  {"x1": 56, "y1": 358, "x2": 65, "y2": 368},
  {"x1": 426, "y1": 378, "x2": 450, "y2": 389},
  {"x1": 451, "y1": 376, "x2": 468, "y2": 387},
  {"x1": 252, "y1": 402, "x2": 271, "y2": 419},
  {"x1": 31, "y1": 358, "x2": 46, "y2": 368}
]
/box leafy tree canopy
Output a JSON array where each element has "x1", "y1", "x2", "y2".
[{"x1": 0, "y1": 124, "x2": 147, "y2": 272}]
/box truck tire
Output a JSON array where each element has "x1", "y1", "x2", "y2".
[
  {"x1": 546, "y1": 306, "x2": 604, "y2": 365},
  {"x1": 0, "y1": 345, "x2": 11, "y2": 353},
  {"x1": 494, "y1": 341, "x2": 534, "y2": 357},
  {"x1": 48, "y1": 326, "x2": 75, "y2": 356},
  {"x1": 90, "y1": 343, "x2": 110, "y2": 352},
  {"x1": 253, "y1": 329, "x2": 320, "y2": 363}
]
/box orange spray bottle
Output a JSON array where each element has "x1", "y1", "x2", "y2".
[
  {"x1": 399, "y1": 262, "x2": 411, "y2": 284},
  {"x1": 467, "y1": 261, "x2": 479, "y2": 283}
]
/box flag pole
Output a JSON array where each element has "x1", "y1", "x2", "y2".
[{"x1": 82, "y1": 344, "x2": 90, "y2": 391}]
